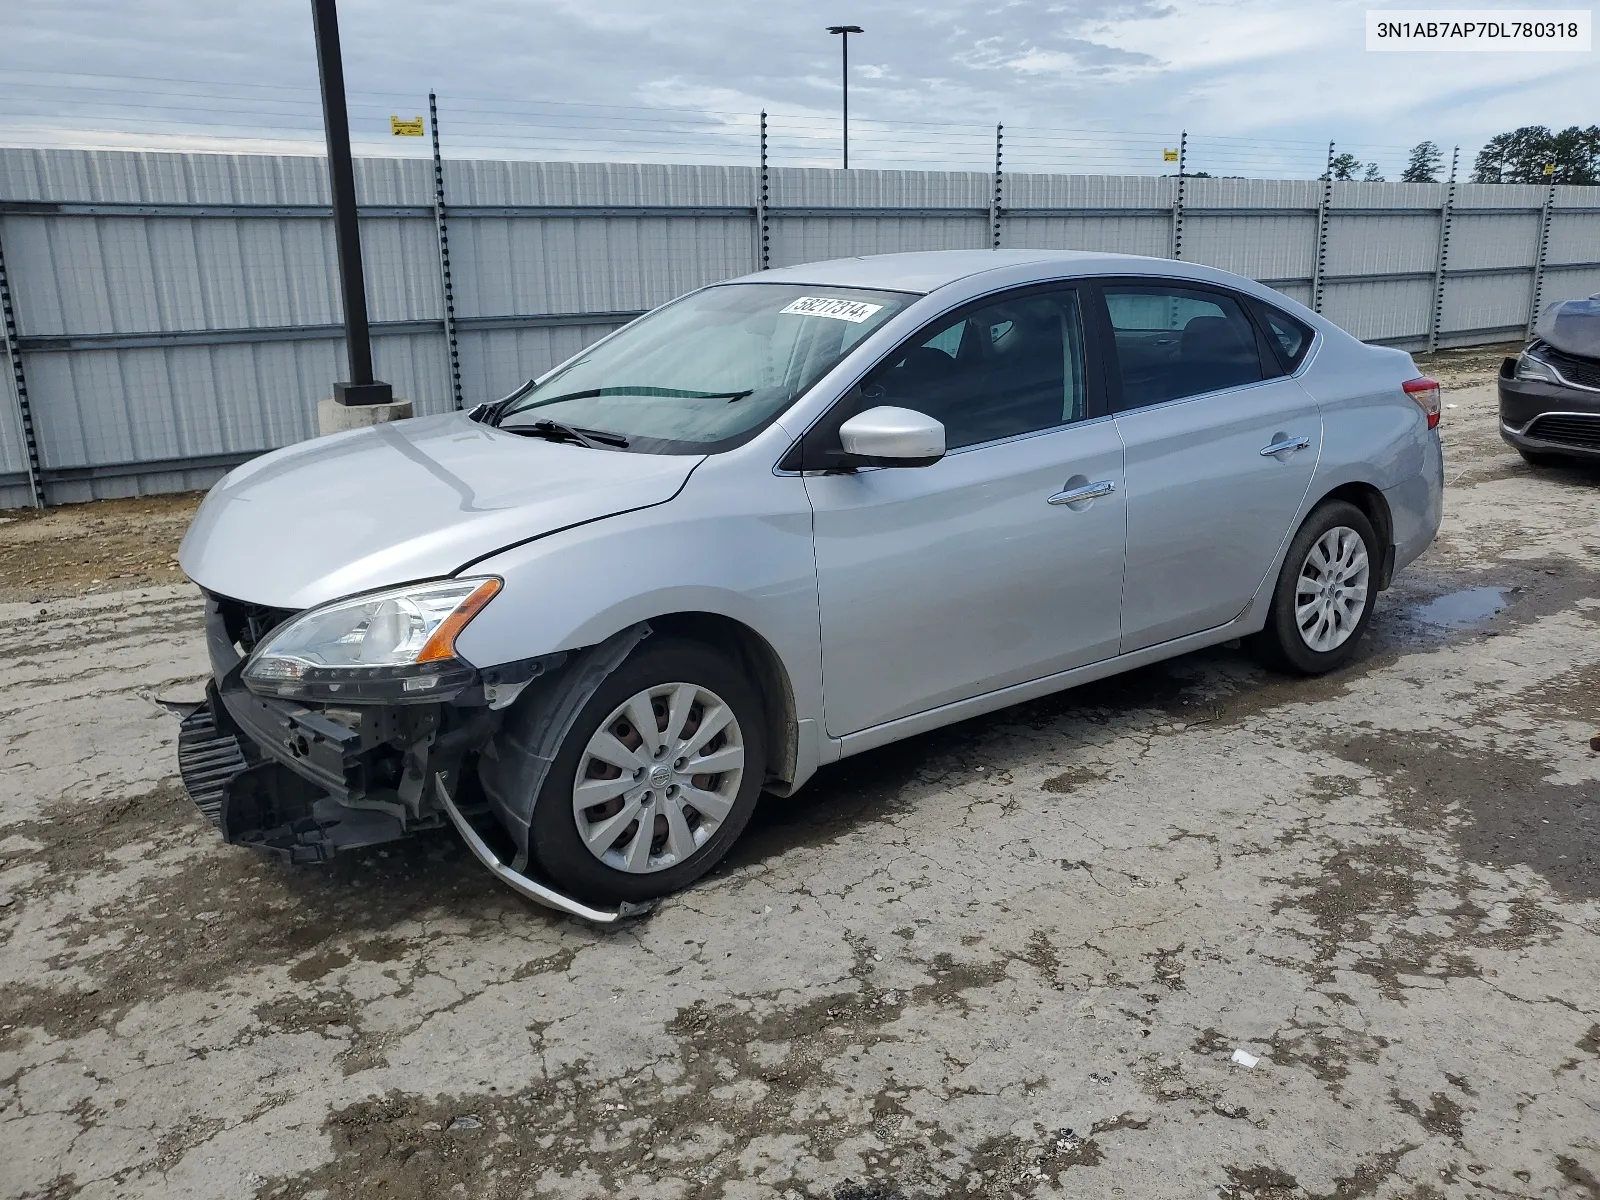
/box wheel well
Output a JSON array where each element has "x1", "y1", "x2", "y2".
[
  {"x1": 1317, "y1": 482, "x2": 1395, "y2": 588},
  {"x1": 644, "y1": 613, "x2": 799, "y2": 788}
]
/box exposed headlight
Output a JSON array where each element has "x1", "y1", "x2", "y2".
[
  {"x1": 1515, "y1": 351, "x2": 1561, "y2": 385},
  {"x1": 243, "y1": 577, "x2": 500, "y2": 701}
]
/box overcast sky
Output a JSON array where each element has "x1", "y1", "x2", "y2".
[{"x1": 2, "y1": 0, "x2": 1594, "y2": 177}]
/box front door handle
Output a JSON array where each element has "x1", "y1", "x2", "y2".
[
  {"x1": 1048, "y1": 479, "x2": 1116, "y2": 506},
  {"x1": 1259, "y1": 435, "x2": 1312, "y2": 457}
]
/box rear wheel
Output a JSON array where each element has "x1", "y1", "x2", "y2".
[
  {"x1": 528, "y1": 639, "x2": 766, "y2": 904},
  {"x1": 1250, "y1": 500, "x2": 1379, "y2": 675}
]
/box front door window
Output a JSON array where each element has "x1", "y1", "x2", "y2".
[{"x1": 860, "y1": 289, "x2": 1089, "y2": 449}]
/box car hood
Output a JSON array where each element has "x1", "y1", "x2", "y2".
[
  {"x1": 179, "y1": 412, "x2": 702, "y2": 610},
  {"x1": 1536, "y1": 294, "x2": 1600, "y2": 358}
]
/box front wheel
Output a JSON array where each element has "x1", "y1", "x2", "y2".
[
  {"x1": 1250, "y1": 500, "x2": 1379, "y2": 675},
  {"x1": 1518, "y1": 448, "x2": 1568, "y2": 468},
  {"x1": 526, "y1": 639, "x2": 766, "y2": 904}
]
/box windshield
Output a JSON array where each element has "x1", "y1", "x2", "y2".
[{"x1": 497, "y1": 283, "x2": 912, "y2": 452}]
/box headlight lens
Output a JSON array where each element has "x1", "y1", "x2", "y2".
[
  {"x1": 1515, "y1": 351, "x2": 1561, "y2": 384},
  {"x1": 243, "y1": 577, "x2": 500, "y2": 697}
]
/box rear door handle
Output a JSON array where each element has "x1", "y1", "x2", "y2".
[
  {"x1": 1259, "y1": 435, "x2": 1312, "y2": 457},
  {"x1": 1047, "y1": 479, "x2": 1116, "y2": 505}
]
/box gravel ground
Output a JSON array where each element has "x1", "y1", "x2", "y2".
[
  {"x1": 0, "y1": 494, "x2": 201, "y2": 603},
  {"x1": 2, "y1": 364, "x2": 1599, "y2": 1200}
]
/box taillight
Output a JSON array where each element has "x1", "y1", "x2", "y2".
[{"x1": 1403, "y1": 377, "x2": 1441, "y2": 429}]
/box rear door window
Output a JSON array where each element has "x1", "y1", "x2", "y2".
[
  {"x1": 1103, "y1": 284, "x2": 1267, "y2": 410},
  {"x1": 1253, "y1": 302, "x2": 1314, "y2": 373}
]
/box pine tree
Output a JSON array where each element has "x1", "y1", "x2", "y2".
[
  {"x1": 1400, "y1": 141, "x2": 1443, "y2": 183},
  {"x1": 1473, "y1": 125, "x2": 1600, "y2": 184},
  {"x1": 1324, "y1": 152, "x2": 1363, "y2": 181},
  {"x1": 1363, "y1": 162, "x2": 1385, "y2": 182}
]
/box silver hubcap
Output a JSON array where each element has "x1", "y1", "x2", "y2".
[
  {"x1": 1295, "y1": 525, "x2": 1370, "y2": 653},
  {"x1": 572, "y1": 682, "x2": 744, "y2": 874}
]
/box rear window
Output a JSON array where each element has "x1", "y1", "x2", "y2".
[{"x1": 1254, "y1": 302, "x2": 1314, "y2": 373}]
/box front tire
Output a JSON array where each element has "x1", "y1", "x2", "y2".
[
  {"x1": 526, "y1": 638, "x2": 766, "y2": 904},
  {"x1": 1250, "y1": 500, "x2": 1379, "y2": 675},
  {"x1": 1518, "y1": 448, "x2": 1567, "y2": 468}
]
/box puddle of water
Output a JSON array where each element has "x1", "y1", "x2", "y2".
[{"x1": 1409, "y1": 586, "x2": 1511, "y2": 628}]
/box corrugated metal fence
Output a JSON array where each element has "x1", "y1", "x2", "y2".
[{"x1": 2, "y1": 146, "x2": 1598, "y2": 508}]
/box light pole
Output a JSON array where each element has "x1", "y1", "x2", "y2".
[
  {"x1": 311, "y1": 0, "x2": 392, "y2": 409},
  {"x1": 826, "y1": 25, "x2": 862, "y2": 169}
]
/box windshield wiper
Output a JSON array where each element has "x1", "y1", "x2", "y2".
[
  {"x1": 475, "y1": 380, "x2": 534, "y2": 426},
  {"x1": 510, "y1": 385, "x2": 754, "y2": 408},
  {"x1": 505, "y1": 419, "x2": 629, "y2": 449}
]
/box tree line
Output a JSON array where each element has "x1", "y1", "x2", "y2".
[{"x1": 1316, "y1": 126, "x2": 1600, "y2": 185}]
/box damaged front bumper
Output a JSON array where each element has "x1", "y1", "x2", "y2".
[
  {"x1": 177, "y1": 594, "x2": 652, "y2": 924},
  {"x1": 176, "y1": 676, "x2": 449, "y2": 863},
  {"x1": 178, "y1": 593, "x2": 494, "y2": 863}
]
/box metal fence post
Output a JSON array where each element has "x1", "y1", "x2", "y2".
[
  {"x1": 0, "y1": 218, "x2": 44, "y2": 508},
  {"x1": 756, "y1": 111, "x2": 770, "y2": 270},
  {"x1": 1171, "y1": 129, "x2": 1188, "y2": 259},
  {"x1": 990, "y1": 123, "x2": 1004, "y2": 249},
  {"x1": 429, "y1": 91, "x2": 463, "y2": 410},
  {"x1": 1427, "y1": 145, "x2": 1459, "y2": 353},
  {"x1": 1312, "y1": 141, "x2": 1335, "y2": 314},
  {"x1": 1527, "y1": 179, "x2": 1557, "y2": 338}
]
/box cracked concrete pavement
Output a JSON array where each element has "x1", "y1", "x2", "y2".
[{"x1": 2, "y1": 372, "x2": 1598, "y2": 1199}]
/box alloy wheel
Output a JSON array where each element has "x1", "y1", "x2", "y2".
[
  {"x1": 571, "y1": 682, "x2": 745, "y2": 874},
  {"x1": 1294, "y1": 525, "x2": 1370, "y2": 653}
]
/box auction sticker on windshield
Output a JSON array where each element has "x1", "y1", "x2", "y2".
[{"x1": 780, "y1": 297, "x2": 886, "y2": 322}]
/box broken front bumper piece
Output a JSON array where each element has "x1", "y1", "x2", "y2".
[
  {"x1": 176, "y1": 679, "x2": 439, "y2": 863},
  {"x1": 177, "y1": 687, "x2": 650, "y2": 924},
  {"x1": 433, "y1": 776, "x2": 654, "y2": 925}
]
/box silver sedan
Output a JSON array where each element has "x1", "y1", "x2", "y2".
[{"x1": 178, "y1": 250, "x2": 1444, "y2": 917}]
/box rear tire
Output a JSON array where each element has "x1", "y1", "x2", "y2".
[
  {"x1": 1250, "y1": 500, "x2": 1379, "y2": 676},
  {"x1": 1518, "y1": 448, "x2": 1567, "y2": 468},
  {"x1": 525, "y1": 638, "x2": 766, "y2": 904}
]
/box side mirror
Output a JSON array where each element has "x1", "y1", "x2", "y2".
[{"x1": 836, "y1": 406, "x2": 945, "y2": 468}]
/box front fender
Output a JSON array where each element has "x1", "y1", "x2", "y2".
[{"x1": 451, "y1": 457, "x2": 823, "y2": 734}]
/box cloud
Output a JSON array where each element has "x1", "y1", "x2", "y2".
[
  {"x1": 1, "y1": 0, "x2": 1593, "y2": 178},
  {"x1": 1078, "y1": 0, "x2": 1341, "y2": 75}
]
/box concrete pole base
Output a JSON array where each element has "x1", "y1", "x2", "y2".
[{"x1": 317, "y1": 397, "x2": 415, "y2": 435}]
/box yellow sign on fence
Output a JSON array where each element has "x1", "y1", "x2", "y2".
[
  {"x1": 1162, "y1": 148, "x2": 1179, "y2": 162},
  {"x1": 1544, "y1": 162, "x2": 1556, "y2": 176},
  {"x1": 390, "y1": 116, "x2": 425, "y2": 137}
]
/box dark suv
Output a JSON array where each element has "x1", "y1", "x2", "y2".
[{"x1": 1500, "y1": 294, "x2": 1600, "y2": 466}]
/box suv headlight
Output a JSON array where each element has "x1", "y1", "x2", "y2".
[
  {"x1": 1515, "y1": 350, "x2": 1561, "y2": 384},
  {"x1": 242, "y1": 577, "x2": 500, "y2": 702}
]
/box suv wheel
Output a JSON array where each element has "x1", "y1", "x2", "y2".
[
  {"x1": 1250, "y1": 500, "x2": 1379, "y2": 675},
  {"x1": 528, "y1": 639, "x2": 766, "y2": 904}
]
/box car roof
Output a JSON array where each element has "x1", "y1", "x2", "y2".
[{"x1": 731, "y1": 249, "x2": 1220, "y2": 295}]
